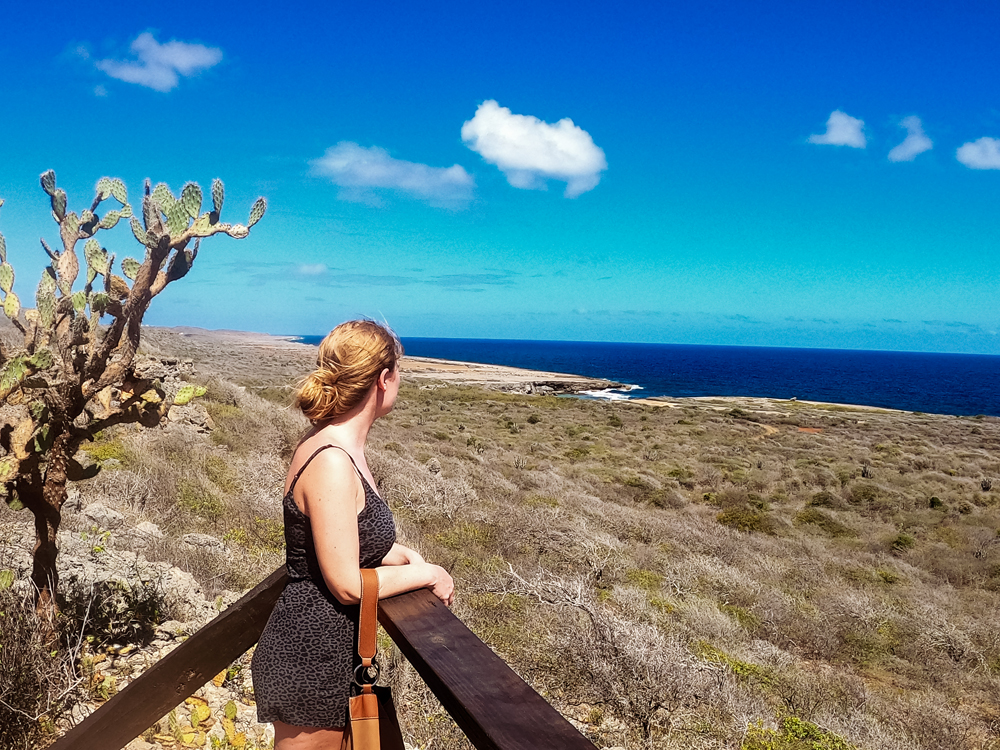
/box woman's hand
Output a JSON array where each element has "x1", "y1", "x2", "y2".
[{"x1": 424, "y1": 563, "x2": 455, "y2": 607}]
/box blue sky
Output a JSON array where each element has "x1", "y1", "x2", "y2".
[{"x1": 1, "y1": 1, "x2": 999, "y2": 353}]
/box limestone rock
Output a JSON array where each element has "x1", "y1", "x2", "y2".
[
  {"x1": 84, "y1": 503, "x2": 125, "y2": 530},
  {"x1": 135, "y1": 521, "x2": 164, "y2": 539},
  {"x1": 181, "y1": 533, "x2": 225, "y2": 552},
  {"x1": 167, "y1": 402, "x2": 215, "y2": 433}
]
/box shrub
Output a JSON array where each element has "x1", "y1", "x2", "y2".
[
  {"x1": 177, "y1": 480, "x2": 224, "y2": 521},
  {"x1": 717, "y1": 507, "x2": 776, "y2": 534},
  {"x1": 848, "y1": 483, "x2": 880, "y2": 504},
  {"x1": 890, "y1": 532, "x2": 915, "y2": 553},
  {"x1": 85, "y1": 438, "x2": 131, "y2": 465},
  {"x1": 742, "y1": 716, "x2": 857, "y2": 750},
  {"x1": 809, "y1": 490, "x2": 840, "y2": 508},
  {"x1": 625, "y1": 569, "x2": 663, "y2": 590},
  {"x1": 795, "y1": 508, "x2": 856, "y2": 538},
  {"x1": 0, "y1": 587, "x2": 77, "y2": 748},
  {"x1": 203, "y1": 454, "x2": 237, "y2": 494},
  {"x1": 60, "y1": 580, "x2": 165, "y2": 648},
  {"x1": 527, "y1": 414, "x2": 541, "y2": 424}
]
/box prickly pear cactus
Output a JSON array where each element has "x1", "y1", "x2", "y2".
[{"x1": 0, "y1": 170, "x2": 266, "y2": 618}]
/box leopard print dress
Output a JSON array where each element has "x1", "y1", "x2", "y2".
[{"x1": 251, "y1": 444, "x2": 396, "y2": 727}]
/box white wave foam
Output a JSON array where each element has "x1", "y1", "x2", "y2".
[{"x1": 577, "y1": 387, "x2": 638, "y2": 401}]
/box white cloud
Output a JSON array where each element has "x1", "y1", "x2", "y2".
[
  {"x1": 956, "y1": 137, "x2": 1000, "y2": 170},
  {"x1": 808, "y1": 110, "x2": 867, "y2": 148},
  {"x1": 296, "y1": 264, "x2": 328, "y2": 276},
  {"x1": 888, "y1": 116, "x2": 932, "y2": 162},
  {"x1": 96, "y1": 32, "x2": 222, "y2": 92},
  {"x1": 311, "y1": 142, "x2": 474, "y2": 205},
  {"x1": 93, "y1": 85, "x2": 108, "y2": 98},
  {"x1": 461, "y1": 100, "x2": 607, "y2": 197}
]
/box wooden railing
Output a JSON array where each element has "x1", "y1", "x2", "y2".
[{"x1": 50, "y1": 567, "x2": 596, "y2": 750}]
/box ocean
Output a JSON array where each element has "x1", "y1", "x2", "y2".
[{"x1": 296, "y1": 336, "x2": 1000, "y2": 417}]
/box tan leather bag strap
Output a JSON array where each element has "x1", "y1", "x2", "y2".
[{"x1": 357, "y1": 568, "x2": 379, "y2": 668}]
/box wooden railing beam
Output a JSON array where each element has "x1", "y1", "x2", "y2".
[{"x1": 379, "y1": 588, "x2": 595, "y2": 750}]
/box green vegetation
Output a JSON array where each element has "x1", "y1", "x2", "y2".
[{"x1": 743, "y1": 717, "x2": 857, "y2": 750}]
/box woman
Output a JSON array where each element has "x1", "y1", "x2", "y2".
[{"x1": 251, "y1": 319, "x2": 454, "y2": 750}]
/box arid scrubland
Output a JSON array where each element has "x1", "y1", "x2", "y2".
[{"x1": 3, "y1": 333, "x2": 1000, "y2": 750}]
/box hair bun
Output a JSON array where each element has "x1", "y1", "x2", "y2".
[{"x1": 294, "y1": 320, "x2": 402, "y2": 424}]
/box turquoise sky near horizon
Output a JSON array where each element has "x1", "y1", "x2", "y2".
[{"x1": 1, "y1": 1, "x2": 999, "y2": 354}]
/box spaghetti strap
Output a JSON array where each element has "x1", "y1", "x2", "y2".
[{"x1": 288, "y1": 444, "x2": 362, "y2": 495}]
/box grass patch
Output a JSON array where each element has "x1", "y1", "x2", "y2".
[
  {"x1": 794, "y1": 508, "x2": 856, "y2": 538},
  {"x1": 176, "y1": 480, "x2": 224, "y2": 521}
]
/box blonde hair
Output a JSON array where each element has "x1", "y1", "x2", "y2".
[{"x1": 295, "y1": 320, "x2": 403, "y2": 424}]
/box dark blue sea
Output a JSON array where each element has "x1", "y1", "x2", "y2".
[{"x1": 296, "y1": 336, "x2": 1000, "y2": 417}]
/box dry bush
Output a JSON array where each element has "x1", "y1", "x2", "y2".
[{"x1": 0, "y1": 586, "x2": 80, "y2": 749}]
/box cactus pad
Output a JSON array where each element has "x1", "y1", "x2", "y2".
[
  {"x1": 0, "y1": 455, "x2": 17, "y2": 484},
  {"x1": 122, "y1": 257, "x2": 140, "y2": 280},
  {"x1": 4, "y1": 292, "x2": 19, "y2": 320},
  {"x1": 211, "y1": 179, "x2": 224, "y2": 214},
  {"x1": 248, "y1": 197, "x2": 267, "y2": 228},
  {"x1": 51, "y1": 189, "x2": 67, "y2": 221},
  {"x1": 0, "y1": 263, "x2": 13, "y2": 294},
  {"x1": 181, "y1": 183, "x2": 202, "y2": 219},
  {"x1": 71, "y1": 291, "x2": 87, "y2": 312},
  {"x1": 107, "y1": 274, "x2": 130, "y2": 299},
  {"x1": 84, "y1": 239, "x2": 110, "y2": 275},
  {"x1": 56, "y1": 250, "x2": 78, "y2": 294},
  {"x1": 166, "y1": 201, "x2": 188, "y2": 236},
  {"x1": 190, "y1": 214, "x2": 213, "y2": 236},
  {"x1": 0, "y1": 358, "x2": 28, "y2": 398},
  {"x1": 130, "y1": 217, "x2": 145, "y2": 245},
  {"x1": 0, "y1": 232, "x2": 6, "y2": 263},
  {"x1": 4, "y1": 492, "x2": 23, "y2": 511},
  {"x1": 226, "y1": 224, "x2": 250, "y2": 239},
  {"x1": 40, "y1": 170, "x2": 56, "y2": 196},
  {"x1": 173, "y1": 384, "x2": 207, "y2": 406},
  {"x1": 110, "y1": 178, "x2": 128, "y2": 204},
  {"x1": 151, "y1": 183, "x2": 175, "y2": 213},
  {"x1": 36, "y1": 269, "x2": 57, "y2": 328},
  {"x1": 89, "y1": 291, "x2": 109, "y2": 315},
  {"x1": 99, "y1": 210, "x2": 122, "y2": 230},
  {"x1": 96, "y1": 177, "x2": 112, "y2": 201},
  {"x1": 28, "y1": 349, "x2": 53, "y2": 370}
]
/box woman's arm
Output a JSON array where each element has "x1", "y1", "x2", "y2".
[
  {"x1": 302, "y1": 450, "x2": 453, "y2": 606},
  {"x1": 380, "y1": 542, "x2": 425, "y2": 566}
]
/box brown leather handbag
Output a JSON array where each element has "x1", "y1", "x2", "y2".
[{"x1": 342, "y1": 569, "x2": 406, "y2": 750}]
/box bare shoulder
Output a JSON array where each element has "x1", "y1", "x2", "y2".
[{"x1": 291, "y1": 445, "x2": 362, "y2": 509}]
